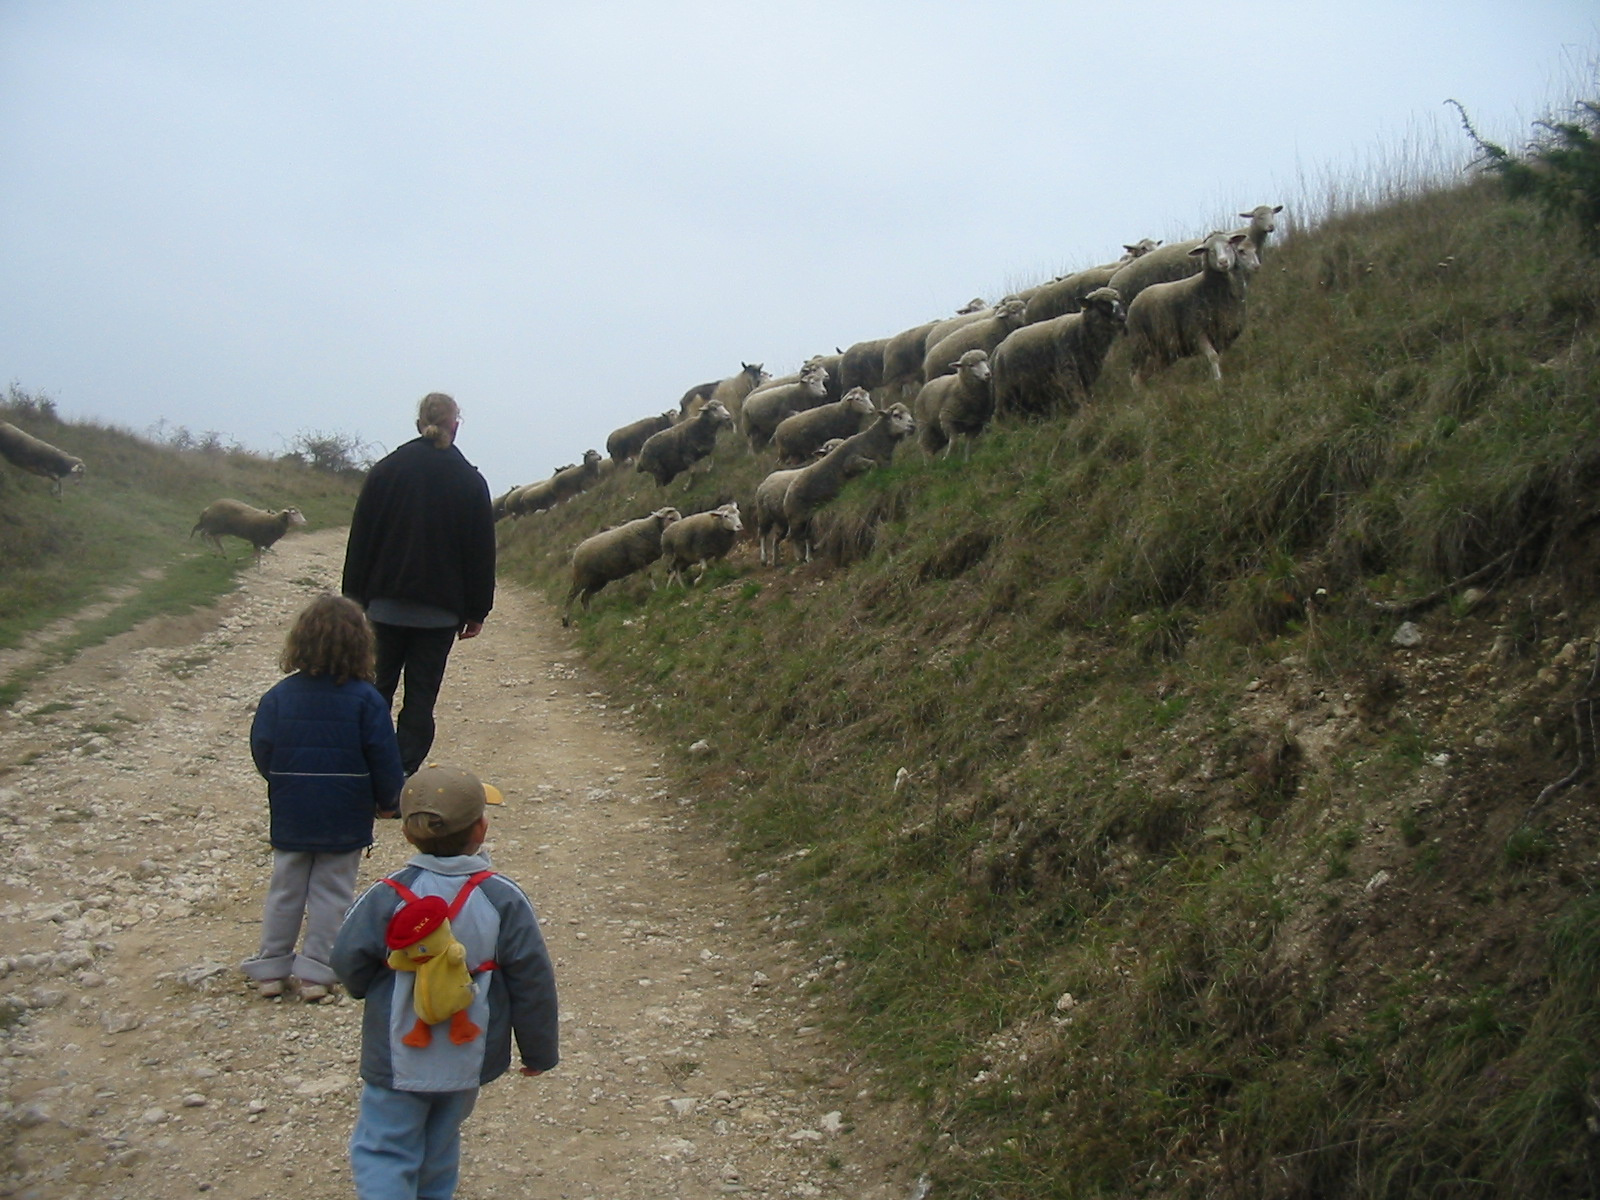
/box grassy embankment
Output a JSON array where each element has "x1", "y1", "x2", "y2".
[
  {"x1": 498, "y1": 159, "x2": 1600, "y2": 1195},
  {"x1": 0, "y1": 402, "x2": 362, "y2": 706}
]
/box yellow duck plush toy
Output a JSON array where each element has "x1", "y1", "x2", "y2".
[{"x1": 384, "y1": 892, "x2": 482, "y2": 1048}]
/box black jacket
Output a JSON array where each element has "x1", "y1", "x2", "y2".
[{"x1": 342, "y1": 437, "x2": 496, "y2": 623}]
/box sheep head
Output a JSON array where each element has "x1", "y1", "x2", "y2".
[
  {"x1": 1240, "y1": 204, "x2": 1284, "y2": 236},
  {"x1": 957, "y1": 297, "x2": 987, "y2": 314},
  {"x1": 712, "y1": 502, "x2": 743, "y2": 533},
  {"x1": 995, "y1": 298, "x2": 1028, "y2": 323},
  {"x1": 842, "y1": 387, "x2": 875, "y2": 414},
  {"x1": 653, "y1": 507, "x2": 682, "y2": 529},
  {"x1": 701, "y1": 400, "x2": 734, "y2": 427},
  {"x1": 953, "y1": 349, "x2": 992, "y2": 381},
  {"x1": 583, "y1": 449, "x2": 602, "y2": 466},
  {"x1": 1121, "y1": 238, "x2": 1161, "y2": 260},
  {"x1": 284, "y1": 507, "x2": 308, "y2": 527},
  {"x1": 882, "y1": 403, "x2": 915, "y2": 439},
  {"x1": 1081, "y1": 287, "x2": 1127, "y2": 324},
  {"x1": 1189, "y1": 232, "x2": 1250, "y2": 273}
]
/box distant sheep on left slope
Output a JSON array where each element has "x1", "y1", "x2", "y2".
[
  {"x1": 190, "y1": 500, "x2": 307, "y2": 563},
  {"x1": 0, "y1": 421, "x2": 85, "y2": 496}
]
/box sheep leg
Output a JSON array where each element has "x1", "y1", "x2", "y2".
[{"x1": 1199, "y1": 337, "x2": 1223, "y2": 382}]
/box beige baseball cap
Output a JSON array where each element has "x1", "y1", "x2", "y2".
[{"x1": 400, "y1": 763, "x2": 504, "y2": 839}]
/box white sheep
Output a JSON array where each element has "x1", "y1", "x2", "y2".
[
  {"x1": 741, "y1": 363, "x2": 831, "y2": 453},
  {"x1": 680, "y1": 363, "x2": 767, "y2": 421},
  {"x1": 912, "y1": 349, "x2": 993, "y2": 459},
  {"x1": 661, "y1": 502, "x2": 744, "y2": 587},
  {"x1": 562, "y1": 507, "x2": 682, "y2": 623},
  {"x1": 879, "y1": 299, "x2": 987, "y2": 396},
  {"x1": 921, "y1": 299, "x2": 1028, "y2": 383},
  {"x1": 753, "y1": 440, "x2": 867, "y2": 567},
  {"x1": 838, "y1": 337, "x2": 890, "y2": 394},
  {"x1": 1108, "y1": 205, "x2": 1281, "y2": 307},
  {"x1": 1124, "y1": 232, "x2": 1257, "y2": 387},
  {"x1": 190, "y1": 499, "x2": 307, "y2": 564},
  {"x1": 607, "y1": 412, "x2": 677, "y2": 464},
  {"x1": 991, "y1": 286, "x2": 1127, "y2": 419},
  {"x1": 781, "y1": 403, "x2": 916, "y2": 564},
  {"x1": 637, "y1": 400, "x2": 735, "y2": 486},
  {"x1": 0, "y1": 421, "x2": 85, "y2": 496},
  {"x1": 1022, "y1": 239, "x2": 1159, "y2": 325},
  {"x1": 771, "y1": 387, "x2": 877, "y2": 465}
]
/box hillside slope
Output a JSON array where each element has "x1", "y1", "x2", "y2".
[
  {"x1": 0, "y1": 399, "x2": 360, "y2": 697},
  {"x1": 501, "y1": 177, "x2": 1600, "y2": 1196}
]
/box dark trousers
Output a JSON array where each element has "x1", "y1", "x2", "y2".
[{"x1": 372, "y1": 623, "x2": 458, "y2": 775}]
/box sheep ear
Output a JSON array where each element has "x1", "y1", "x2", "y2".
[
  {"x1": 1188, "y1": 244, "x2": 1207, "y2": 258},
  {"x1": 1229, "y1": 233, "x2": 1248, "y2": 245}
]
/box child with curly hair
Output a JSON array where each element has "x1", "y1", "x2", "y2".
[{"x1": 240, "y1": 594, "x2": 406, "y2": 1002}]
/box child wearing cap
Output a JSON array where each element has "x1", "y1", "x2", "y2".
[
  {"x1": 332, "y1": 763, "x2": 558, "y2": 1200},
  {"x1": 241, "y1": 595, "x2": 405, "y2": 1003}
]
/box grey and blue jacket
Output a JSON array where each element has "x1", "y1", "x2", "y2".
[{"x1": 332, "y1": 853, "x2": 559, "y2": 1092}]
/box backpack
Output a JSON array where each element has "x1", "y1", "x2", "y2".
[{"x1": 383, "y1": 869, "x2": 497, "y2": 1048}]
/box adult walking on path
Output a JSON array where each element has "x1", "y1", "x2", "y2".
[{"x1": 342, "y1": 392, "x2": 497, "y2": 775}]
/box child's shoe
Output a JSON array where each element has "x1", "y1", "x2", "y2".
[
  {"x1": 299, "y1": 982, "x2": 332, "y2": 1004},
  {"x1": 257, "y1": 979, "x2": 286, "y2": 999}
]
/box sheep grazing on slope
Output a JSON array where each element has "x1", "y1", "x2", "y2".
[
  {"x1": 637, "y1": 399, "x2": 734, "y2": 486},
  {"x1": 562, "y1": 507, "x2": 682, "y2": 623},
  {"x1": 992, "y1": 286, "x2": 1128, "y2": 419},
  {"x1": 782, "y1": 403, "x2": 915, "y2": 564},
  {"x1": 921, "y1": 299, "x2": 1028, "y2": 383},
  {"x1": 1022, "y1": 239, "x2": 1159, "y2": 324},
  {"x1": 741, "y1": 362, "x2": 831, "y2": 453},
  {"x1": 912, "y1": 349, "x2": 994, "y2": 459},
  {"x1": 548, "y1": 449, "x2": 604, "y2": 504},
  {"x1": 838, "y1": 336, "x2": 890, "y2": 394},
  {"x1": 607, "y1": 411, "x2": 677, "y2": 464},
  {"x1": 190, "y1": 499, "x2": 307, "y2": 564},
  {"x1": 661, "y1": 502, "x2": 743, "y2": 587},
  {"x1": 771, "y1": 387, "x2": 878, "y2": 465},
  {"x1": 1108, "y1": 205, "x2": 1282, "y2": 307},
  {"x1": 753, "y1": 440, "x2": 870, "y2": 567},
  {"x1": 1124, "y1": 232, "x2": 1257, "y2": 387},
  {"x1": 0, "y1": 421, "x2": 85, "y2": 496}
]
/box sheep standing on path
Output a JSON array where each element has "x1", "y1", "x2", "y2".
[
  {"x1": 921, "y1": 299, "x2": 1027, "y2": 384},
  {"x1": 191, "y1": 499, "x2": 307, "y2": 564},
  {"x1": 781, "y1": 403, "x2": 916, "y2": 564},
  {"x1": 913, "y1": 349, "x2": 994, "y2": 459},
  {"x1": 0, "y1": 421, "x2": 85, "y2": 496},
  {"x1": 607, "y1": 412, "x2": 677, "y2": 464},
  {"x1": 562, "y1": 507, "x2": 682, "y2": 624},
  {"x1": 637, "y1": 400, "x2": 734, "y2": 487},
  {"x1": 1124, "y1": 232, "x2": 1257, "y2": 387},
  {"x1": 661, "y1": 503, "x2": 743, "y2": 587},
  {"x1": 992, "y1": 286, "x2": 1128, "y2": 419}
]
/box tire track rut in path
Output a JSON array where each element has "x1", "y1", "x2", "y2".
[{"x1": 0, "y1": 527, "x2": 920, "y2": 1199}]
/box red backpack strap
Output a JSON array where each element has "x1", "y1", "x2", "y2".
[
  {"x1": 446, "y1": 870, "x2": 497, "y2": 919},
  {"x1": 382, "y1": 877, "x2": 420, "y2": 904}
]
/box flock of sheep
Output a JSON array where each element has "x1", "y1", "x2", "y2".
[{"x1": 505, "y1": 204, "x2": 1283, "y2": 621}]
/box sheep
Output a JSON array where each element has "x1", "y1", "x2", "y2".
[
  {"x1": 838, "y1": 337, "x2": 890, "y2": 393},
  {"x1": 491, "y1": 488, "x2": 518, "y2": 521},
  {"x1": 506, "y1": 478, "x2": 558, "y2": 517},
  {"x1": 753, "y1": 440, "x2": 870, "y2": 567},
  {"x1": 607, "y1": 411, "x2": 677, "y2": 464},
  {"x1": 562, "y1": 507, "x2": 681, "y2": 624},
  {"x1": 781, "y1": 403, "x2": 915, "y2": 564},
  {"x1": 1022, "y1": 239, "x2": 1160, "y2": 324},
  {"x1": 0, "y1": 421, "x2": 85, "y2": 496},
  {"x1": 660, "y1": 502, "x2": 743, "y2": 587},
  {"x1": 771, "y1": 387, "x2": 878, "y2": 465},
  {"x1": 1108, "y1": 205, "x2": 1281, "y2": 306},
  {"x1": 741, "y1": 363, "x2": 831, "y2": 453},
  {"x1": 992, "y1": 286, "x2": 1128, "y2": 419},
  {"x1": 1124, "y1": 232, "x2": 1257, "y2": 387},
  {"x1": 548, "y1": 449, "x2": 604, "y2": 504},
  {"x1": 879, "y1": 300, "x2": 988, "y2": 396},
  {"x1": 921, "y1": 298, "x2": 1028, "y2": 383},
  {"x1": 680, "y1": 363, "x2": 767, "y2": 421},
  {"x1": 190, "y1": 499, "x2": 307, "y2": 563},
  {"x1": 912, "y1": 349, "x2": 993, "y2": 459},
  {"x1": 637, "y1": 399, "x2": 734, "y2": 486}
]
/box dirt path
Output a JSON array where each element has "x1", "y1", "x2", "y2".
[{"x1": 0, "y1": 528, "x2": 922, "y2": 1200}]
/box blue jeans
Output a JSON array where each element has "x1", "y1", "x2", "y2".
[{"x1": 350, "y1": 1081, "x2": 479, "y2": 1200}]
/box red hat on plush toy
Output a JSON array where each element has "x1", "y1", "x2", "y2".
[{"x1": 386, "y1": 894, "x2": 450, "y2": 950}]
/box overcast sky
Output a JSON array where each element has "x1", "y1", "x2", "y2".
[{"x1": 2, "y1": 3, "x2": 1596, "y2": 496}]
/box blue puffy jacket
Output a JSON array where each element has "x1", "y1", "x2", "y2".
[{"x1": 250, "y1": 672, "x2": 406, "y2": 853}]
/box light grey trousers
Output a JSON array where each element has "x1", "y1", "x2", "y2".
[{"x1": 240, "y1": 848, "x2": 364, "y2": 986}]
